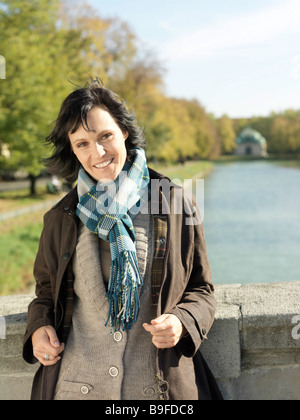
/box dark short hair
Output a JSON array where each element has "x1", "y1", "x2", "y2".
[{"x1": 44, "y1": 80, "x2": 145, "y2": 182}]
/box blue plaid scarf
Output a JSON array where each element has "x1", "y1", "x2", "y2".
[{"x1": 76, "y1": 148, "x2": 150, "y2": 332}]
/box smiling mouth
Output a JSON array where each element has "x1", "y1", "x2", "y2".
[{"x1": 94, "y1": 159, "x2": 113, "y2": 169}]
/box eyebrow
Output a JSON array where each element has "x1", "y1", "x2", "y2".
[
  {"x1": 72, "y1": 138, "x2": 89, "y2": 144},
  {"x1": 71, "y1": 129, "x2": 112, "y2": 144}
]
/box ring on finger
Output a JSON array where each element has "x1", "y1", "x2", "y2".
[{"x1": 44, "y1": 354, "x2": 50, "y2": 361}]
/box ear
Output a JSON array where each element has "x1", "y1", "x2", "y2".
[{"x1": 123, "y1": 131, "x2": 129, "y2": 141}]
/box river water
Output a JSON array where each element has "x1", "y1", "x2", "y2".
[{"x1": 202, "y1": 161, "x2": 300, "y2": 285}]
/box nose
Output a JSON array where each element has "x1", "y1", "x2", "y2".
[{"x1": 93, "y1": 142, "x2": 105, "y2": 159}]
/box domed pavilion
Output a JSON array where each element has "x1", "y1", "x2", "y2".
[{"x1": 235, "y1": 127, "x2": 267, "y2": 157}]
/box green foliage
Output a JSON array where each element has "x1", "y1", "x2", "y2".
[
  {"x1": 0, "y1": 0, "x2": 88, "y2": 179},
  {"x1": 0, "y1": 215, "x2": 43, "y2": 295},
  {"x1": 233, "y1": 111, "x2": 300, "y2": 155},
  {"x1": 216, "y1": 115, "x2": 236, "y2": 154}
]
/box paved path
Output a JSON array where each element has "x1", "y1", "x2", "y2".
[
  {"x1": 0, "y1": 177, "x2": 51, "y2": 192},
  {"x1": 0, "y1": 198, "x2": 62, "y2": 222}
]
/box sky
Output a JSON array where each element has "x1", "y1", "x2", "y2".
[{"x1": 89, "y1": 0, "x2": 300, "y2": 118}]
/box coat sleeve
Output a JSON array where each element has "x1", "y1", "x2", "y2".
[
  {"x1": 23, "y1": 217, "x2": 55, "y2": 364},
  {"x1": 167, "y1": 197, "x2": 217, "y2": 358}
]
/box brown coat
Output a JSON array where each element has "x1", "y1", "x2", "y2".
[{"x1": 23, "y1": 168, "x2": 222, "y2": 400}]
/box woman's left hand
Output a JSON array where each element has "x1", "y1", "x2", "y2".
[{"x1": 143, "y1": 314, "x2": 187, "y2": 349}]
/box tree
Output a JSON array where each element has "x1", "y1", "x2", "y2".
[
  {"x1": 183, "y1": 99, "x2": 219, "y2": 159},
  {"x1": 216, "y1": 115, "x2": 236, "y2": 154},
  {"x1": 0, "y1": 0, "x2": 88, "y2": 194},
  {"x1": 58, "y1": 0, "x2": 139, "y2": 85},
  {"x1": 269, "y1": 113, "x2": 300, "y2": 154}
]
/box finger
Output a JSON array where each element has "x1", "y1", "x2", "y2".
[
  {"x1": 38, "y1": 355, "x2": 61, "y2": 367},
  {"x1": 42, "y1": 353, "x2": 54, "y2": 362},
  {"x1": 143, "y1": 322, "x2": 173, "y2": 336},
  {"x1": 34, "y1": 350, "x2": 61, "y2": 365},
  {"x1": 143, "y1": 323, "x2": 165, "y2": 336},
  {"x1": 143, "y1": 314, "x2": 175, "y2": 335},
  {"x1": 150, "y1": 314, "x2": 169, "y2": 325},
  {"x1": 142, "y1": 322, "x2": 152, "y2": 332},
  {"x1": 151, "y1": 314, "x2": 177, "y2": 331},
  {"x1": 152, "y1": 337, "x2": 177, "y2": 349},
  {"x1": 33, "y1": 342, "x2": 65, "y2": 361},
  {"x1": 54, "y1": 342, "x2": 65, "y2": 354},
  {"x1": 152, "y1": 333, "x2": 179, "y2": 344},
  {"x1": 46, "y1": 327, "x2": 61, "y2": 348}
]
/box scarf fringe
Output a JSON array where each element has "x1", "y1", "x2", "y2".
[{"x1": 105, "y1": 250, "x2": 143, "y2": 332}]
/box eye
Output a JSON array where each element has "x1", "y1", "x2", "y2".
[
  {"x1": 77, "y1": 141, "x2": 88, "y2": 148},
  {"x1": 102, "y1": 133, "x2": 113, "y2": 141}
]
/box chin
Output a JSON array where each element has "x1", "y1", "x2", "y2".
[{"x1": 93, "y1": 169, "x2": 118, "y2": 183}]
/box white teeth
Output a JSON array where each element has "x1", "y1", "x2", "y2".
[{"x1": 95, "y1": 159, "x2": 113, "y2": 169}]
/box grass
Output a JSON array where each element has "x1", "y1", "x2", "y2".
[
  {"x1": 0, "y1": 186, "x2": 64, "y2": 295},
  {"x1": 151, "y1": 160, "x2": 214, "y2": 181},
  {"x1": 0, "y1": 209, "x2": 45, "y2": 295}
]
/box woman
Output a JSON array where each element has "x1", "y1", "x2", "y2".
[{"x1": 23, "y1": 79, "x2": 222, "y2": 400}]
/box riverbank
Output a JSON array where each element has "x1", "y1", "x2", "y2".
[{"x1": 151, "y1": 160, "x2": 214, "y2": 181}]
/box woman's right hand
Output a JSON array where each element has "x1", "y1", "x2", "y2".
[{"x1": 32, "y1": 326, "x2": 65, "y2": 366}]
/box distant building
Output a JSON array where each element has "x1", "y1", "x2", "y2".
[{"x1": 235, "y1": 127, "x2": 267, "y2": 157}]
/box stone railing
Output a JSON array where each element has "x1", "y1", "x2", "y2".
[
  {"x1": 1, "y1": 282, "x2": 300, "y2": 400},
  {"x1": 201, "y1": 282, "x2": 300, "y2": 400}
]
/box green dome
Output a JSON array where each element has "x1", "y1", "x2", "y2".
[{"x1": 236, "y1": 127, "x2": 267, "y2": 146}]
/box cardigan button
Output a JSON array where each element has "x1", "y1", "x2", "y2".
[
  {"x1": 159, "y1": 237, "x2": 166, "y2": 244},
  {"x1": 113, "y1": 332, "x2": 123, "y2": 342},
  {"x1": 143, "y1": 386, "x2": 156, "y2": 396},
  {"x1": 63, "y1": 252, "x2": 71, "y2": 260},
  {"x1": 80, "y1": 386, "x2": 89, "y2": 395},
  {"x1": 109, "y1": 366, "x2": 119, "y2": 377}
]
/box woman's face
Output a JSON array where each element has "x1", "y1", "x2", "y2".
[{"x1": 69, "y1": 107, "x2": 128, "y2": 182}]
